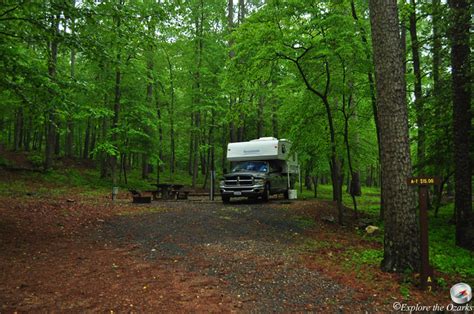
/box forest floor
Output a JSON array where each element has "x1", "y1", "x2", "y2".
[{"x1": 0, "y1": 168, "x2": 457, "y2": 312}]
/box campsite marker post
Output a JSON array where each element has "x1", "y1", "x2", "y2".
[{"x1": 407, "y1": 176, "x2": 440, "y2": 291}]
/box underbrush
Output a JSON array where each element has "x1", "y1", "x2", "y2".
[{"x1": 300, "y1": 185, "x2": 473, "y2": 281}]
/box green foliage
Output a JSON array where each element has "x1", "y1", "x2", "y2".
[
  {"x1": 348, "y1": 248, "x2": 383, "y2": 266},
  {"x1": 27, "y1": 154, "x2": 44, "y2": 169},
  {"x1": 0, "y1": 155, "x2": 11, "y2": 167},
  {"x1": 293, "y1": 216, "x2": 315, "y2": 229},
  {"x1": 430, "y1": 204, "x2": 474, "y2": 278}
]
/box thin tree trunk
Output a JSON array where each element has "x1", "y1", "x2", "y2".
[
  {"x1": 44, "y1": 12, "x2": 59, "y2": 171},
  {"x1": 192, "y1": 113, "x2": 200, "y2": 188},
  {"x1": 192, "y1": 1, "x2": 204, "y2": 188},
  {"x1": 156, "y1": 97, "x2": 164, "y2": 184},
  {"x1": 83, "y1": 118, "x2": 91, "y2": 159},
  {"x1": 24, "y1": 115, "x2": 31, "y2": 151},
  {"x1": 449, "y1": 0, "x2": 472, "y2": 249},
  {"x1": 188, "y1": 113, "x2": 194, "y2": 176},
  {"x1": 257, "y1": 93, "x2": 265, "y2": 138},
  {"x1": 409, "y1": 0, "x2": 425, "y2": 173},
  {"x1": 66, "y1": 34, "x2": 75, "y2": 157},
  {"x1": 312, "y1": 176, "x2": 318, "y2": 198},
  {"x1": 238, "y1": 113, "x2": 245, "y2": 141},
  {"x1": 432, "y1": 0, "x2": 443, "y2": 199},
  {"x1": 221, "y1": 125, "x2": 227, "y2": 172},
  {"x1": 341, "y1": 76, "x2": 358, "y2": 217},
  {"x1": 350, "y1": 0, "x2": 383, "y2": 219},
  {"x1": 272, "y1": 100, "x2": 278, "y2": 138},
  {"x1": 164, "y1": 49, "x2": 176, "y2": 175},
  {"x1": 14, "y1": 107, "x2": 23, "y2": 151}
]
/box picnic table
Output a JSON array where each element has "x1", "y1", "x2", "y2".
[{"x1": 150, "y1": 183, "x2": 185, "y2": 200}]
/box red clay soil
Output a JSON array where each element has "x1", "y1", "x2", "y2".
[{"x1": 0, "y1": 196, "x2": 239, "y2": 312}]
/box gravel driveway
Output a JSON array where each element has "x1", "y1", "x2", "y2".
[{"x1": 102, "y1": 200, "x2": 365, "y2": 312}]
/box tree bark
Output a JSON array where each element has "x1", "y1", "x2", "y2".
[
  {"x1": 44, "y1": 12, "x2": 59, "y2": 171},
  {"x1": 111, "y1": 5, "x2": 122, "y2": 187},
  {"x1": 350, "y1": 0, "x2": 383, "y2": 219},
  {"x1": 449, "y1": 0, "x2": 472, "y2": 249},
  {"x1": 164, "y1": 49, "x2": 176, "y2": 175},
  {"x1": 65, "y1": 3, "x2": 75, "y2": 158},
  {"x1": 14, "y1": 107, "x2": 23, "y2": 151},
  {"x1": 409, "y1": 0, "x2": 425, "y2": 173},
  {"x1": 257, "y1": 93, "x2": 264, "y2": 138},
  {"x1": 369, "y1": 0, "x2": 420, "y2": 272},
  {"x1": 83, "y1": 117, "x2": 91, "y2": 159}
]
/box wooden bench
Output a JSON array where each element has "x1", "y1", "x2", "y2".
[
  {"x1": 176, "y1": 190, "x2": 191, "y2": 200},
  {"x1": 129, "y1": 189, "x2": 152, "y2": 203}
]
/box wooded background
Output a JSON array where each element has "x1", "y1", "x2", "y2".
[{"x1": 0, "y1": 0, "x2": 472, "y2": 267}]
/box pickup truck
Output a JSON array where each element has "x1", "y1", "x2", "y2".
[{"x1": 219, "y1": 160, "x2": 291, "y2": 203}]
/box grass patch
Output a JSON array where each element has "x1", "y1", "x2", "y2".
[
  {"x1": 299, "y1": 184, "x2": 382, "y2": 215},
  {"x1": 300, "y1": 239, "x2": 343, "y2": 251},
  {"x1": 293, "y1": 216, "x2": 315, "y2": 229},
  {"x1": 430, "y1": 203, "x2": 474, "y2": 279},
  {"x1": 118, "y1": 206, "x2": 166, "y2": 216},
  {"x1": 347, "y1": 248, "x2": 384, "y2": 267}
]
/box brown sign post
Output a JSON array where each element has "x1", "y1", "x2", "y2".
[{"x1": 407, "y1": 176, "x2": 440, "y2": 291}]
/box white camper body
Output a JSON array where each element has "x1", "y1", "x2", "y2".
[{"x1": 227, "y1": 137, "x2": 298, "y2": 174}]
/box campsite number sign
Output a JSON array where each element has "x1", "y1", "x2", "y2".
[
  {"x1": 407, "y1": 176, "x2": 440, "y2": 291},
  {"x1": 407, "y1": 177, "x2": 440, "y2": 186}
]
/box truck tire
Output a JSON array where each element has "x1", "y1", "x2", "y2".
[
  {"x1": 262, "y1": 183, "x2": 270, "y2": 202},
  {"x1": 222, "y1": 195, "x2": 230, "y2": 204}
]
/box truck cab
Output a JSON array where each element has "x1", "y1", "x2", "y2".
[{"x1": 219, "y1": 137, "x2": 298, "y2": 203}]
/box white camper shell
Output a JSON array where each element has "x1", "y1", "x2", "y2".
[{"x1": 227, "y1": 137, "x2": 298, "y2": 174}]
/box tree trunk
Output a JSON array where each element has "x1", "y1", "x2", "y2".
[
  {"x1": 164, "y1": 49, "x2": 176, "y2": 175},
  {"x1": 142, "y1": 54, "x2": 154, "y2": 179},
  {"x1": 156, "y1": 96, "x2": 164, "y2": 184},
  {"x1": 342, "y1": 92, "x2": 358, "y2": 218},
  {"x1": 111, "y1": 64, "x2": 121, "y2": 186},
  {"x1": 65, "y1": 24, "x2": 75, "y2": 158},
  {"x1": 192, "y1": 113, "x2": 200, "y2": 188},
  {"x1": 257, "y1": 93, "x2": 265, "y2": 138},
  {"x1": 24, "y1": 115, "x2": 31, "y2": 151},
  {"x1": 14, "y1": 108, "x2": 23, "y2": 151},
  {"x1": 369, "y1": 0, "x2": 420, "y2": 272},
  {"x1": 350, "y1": 0, "x2": 383, "y2": 219},
  {"x1": 449, "y1": 0, "x2": 472, "y2": 250},
  {"x1": 272, "y1": 101, "x2": 278, "y2": 138},
  {"x1": 44, "y1": 13, "x2": 59, "y2": 171},
  {"x1": 237, "y1": 113, "x2": 245, "y2": 141},
  {"x1": 192, "y1": 1, "x2": 204, "y2": 188},
  {"x1": 431, "y1": 0, "x2": 444, "y2": 199},
  {"x1": 188, "y1": 113, "x2": 194, "y2": 176},
  {"x1": 221, "y1": 125, "x2": 227, "y2": 172},
  {"x1": 83, "y1": 118, "x2": 91, "y2": 159},
  {"x1": 409, "y1": 0, "x2": 425, "y2": 173},
  {"x1": 312, "y1": 176, "x2": 318, "y2": 198}
]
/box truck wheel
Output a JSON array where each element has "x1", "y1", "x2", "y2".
[
  {"x1": 222, "y1": 195, "x2": 230, "y2": 204},
  {"x1": 262, "y1": 184, "x2": 270, "y2": 202}
]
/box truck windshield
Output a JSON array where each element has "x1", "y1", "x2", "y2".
[{"x1": 232, "y1": 161, "x2": 268, "y2": 173}]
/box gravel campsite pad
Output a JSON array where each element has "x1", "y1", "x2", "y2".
[
  {"x1": 103, "y1": 200, "x2": 361, "y2": 311},
  {"x1": 0, "y1": 190, "x2": 447, "y2": 312}
]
